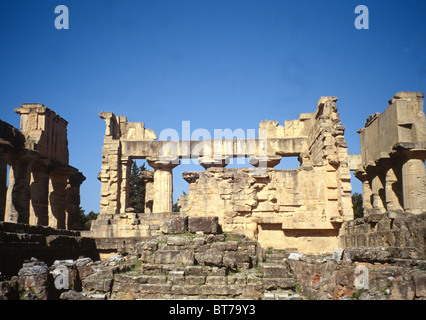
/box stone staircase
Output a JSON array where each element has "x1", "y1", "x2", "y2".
[
  {"x1": 78, "y1": 233, "x2": 304, "y2": 300},
  {"x1": 260, "y1": 248, "x2": 303, "y2": 300}
]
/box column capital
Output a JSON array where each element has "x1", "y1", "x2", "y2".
[
  {"x1": 68, "y1": 171, "x2": 86, "y2": 186},
  {"x1": 140, "y1": 170, "x2": 154, "y2": 182},
  {"x1": 147, "y1": 157, "x2": 180, "y2": 170},
  {"x1": 249, "y1": 155, "x2": 281, "y2": 168},
  {"x1": 198, "y1": 155, "x2": 229, "y2": 169}
]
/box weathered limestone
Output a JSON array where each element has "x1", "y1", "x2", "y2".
[
  {"x1": 147, "y1": 159, "x2": 179, "y2": 213},
  {"x1": 5, "y1": 154, "x2": 34, "y2": 224},
  {"x1": 140, "y1": 170, "x2": 154, "y2": 213},
  {"x1": 178, "y1": 97, "x2": 353, "y2": 253},
  {"x1": 94, "y1": 96, "x2": 353, "y2": 253},
  {"x1": 0, "y1": 104, "x2": 85, "y2": 230},
  {"x1": 29, "y1": 162, "x2": 50, "y2": 226},
  {"x1": 98, "y1": 112, "x2": 157, "y2": 215},
  {"x1": 339, "y1": 210, "x2": 426, "y2": 254},
  {"x1": 353, "y1": 92, "x2": 426, "y2": 215},
  {"x1": 66, "y1": 172, "x2": 86, "y2": 230}
]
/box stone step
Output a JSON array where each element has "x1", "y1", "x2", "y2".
[
  {"x1": 260, "y1": 262, "x2": 293, "y2": 278},
  {"x1": 263, "y1": 248, "x2": 298, "y2": 262},
  {"x1": 264, "y1": 292, "x2": 303, "y2": 300}
]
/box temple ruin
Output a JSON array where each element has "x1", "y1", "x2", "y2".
[
  {"x1": 1, "y1": 92, "x2": 424, "y2": 255},
  {"x1": 0, "y1": 92, "x2": 425, "y2": 300},
  {"x1": 92, "y1": 96, "x2": 354, "y2": 253},
  {"x1": 349, "y1": 91, "x2": 426, "y2": 215},
  {"x1": 0, "y1": 104, "x2": 85, "y2": 230}
]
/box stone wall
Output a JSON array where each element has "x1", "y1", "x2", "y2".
[
  {"x1": 339, "y1": 211, "x2": 426, "y2": 254},
  {"x1": 94, "y1": 95, "x2": 353, "y2": 255},
  {"x1": 0, "y1": 221, "x2": 99, "y2": 277},
  {"x1": 177, "y1": 96, "x2": 352, "y2": 253},
  {"x1": 289, "y1": 247, "x2": 426, "y2": 300},
  {"x1": 178, "y1": 167, "x2": 344, "y2": 253},
  {"x1": 86, "y1": 212, "x2": 220, "y2": 239},
  {"x1": 2, "y1": 241, "x2": 425, "y2": 300}
]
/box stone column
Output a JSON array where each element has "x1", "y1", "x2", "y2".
[
  {"x1": 385, "y1": 166, "x2": 403, "y2": 211},
  {"x1": 147, "y1": 159, "x2": 179, "y2": 213},
  {"x1": 355, "y1": 170, "x2": 373, "y2": 214},
  {"x1": 141, "y1": 170, "x2": 154, "y2": 213},
  {"x1": 0, "y1": 153, "x2": 7, "y2": 221},
  {"x1": 362, "y1": 179, "x2": 373, "y2": 213},
  {"x1": 65, "y1": 171, "x2": 86, "y2": 230},
  {"x1": 48, "y1": 167, "x2": 70, "y2": 229},
  {"x1": 29, "y1": 162, "x2": 50, "y2": 226},
  {"x1": 98, "y1": 112, "x2": 121, "y2": 215},
  {"x1": 371, "y1": 174, "x2": 386, "y2": 213},
  {"x1": 119, "y1": 157, "x2": 132, "y2": 213},
  {"x1": 4, "y1": 156, "x2": 33, "y2": 224},
  {"x1": 401, "y1": 157, "x2": 426, "y2": 214}
]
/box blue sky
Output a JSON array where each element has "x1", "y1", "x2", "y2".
[{"x1": 1, "y1": 0, "x2": 425, "y2": 213}]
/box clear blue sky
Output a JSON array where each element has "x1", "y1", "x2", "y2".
[{"x1": 1, "y1": 0, "x2": 425, "y2": 213}]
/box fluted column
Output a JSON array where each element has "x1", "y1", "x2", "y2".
[
  {"x1": 147, "y1": 159, "x2": 179, "y2": 213},
  {"x1": 119, "y1": 157, "x2": 132, "y2": 213},
  {"x1": 29, "y1": 162, "x2": 50, "y2": 226},
  {"x1": 0, "y1": 153, "x2": 7, "y2": 221},
  {"x1": 141, "y1": 170, "x2": 154, "y2": 213},
  {"x1": 402, "y1": 157, "x2": 426, "y2": 214},
  {"x1": 48, "y1": 167, "x2": 70, "y2": 229},
  {"x1": 385, "y1": 166, "x2": 403, "y2": 211},
  {"x1": 65, "y1": 171, "x2": 86, "y2": 230},
  {"x1": 4, "y1": 154, "x2": 34, "y2": 224}
]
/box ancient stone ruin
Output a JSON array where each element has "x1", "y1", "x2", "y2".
[
  {"x1": 0, "y1": 104, "x2": 85, "y2": 230},
  {"x1": 92, "y1": 96, "x2": 353, "y2": 254},
  {"x1": 350, "y1": 92, "x2": 426, "y2": 215},
  {"x1": 0, "y1": 93, "x2": 425, "y2": 301}
]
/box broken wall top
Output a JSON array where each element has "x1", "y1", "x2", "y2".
[
  {"x1": 99, "y1": 96, "x2": 345, "y2": 165},
  {"x1": 357, "y1": 92, "x2": 425, "y2": 166},
  {"x1": 14, "y1": 103, "x2": 69, "y2": 165}
]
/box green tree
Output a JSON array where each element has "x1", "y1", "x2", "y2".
[
  {"x1": 128, "y1": 161, "x2": 146, "y2": 213},
  {"x1": 77, "y1": 207, "x2": 99, "y2": 230},
  {"x1": 352, "y1": 192, "x2": 364, "y2": 219}
]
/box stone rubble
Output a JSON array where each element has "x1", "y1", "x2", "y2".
[{"x1": 1, "y1": 233, "x2": 425, "y2": 300}]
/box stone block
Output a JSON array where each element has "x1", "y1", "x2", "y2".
[
  {"x1": 227, "y1": 274, "x2": 247, "y2": 285},
  {"x1": 162, "y1": 216, "x2": 188, "y2": 234},
  {"x1": 195, "y1": 249, "x2": 223, "y2": 267},
  {"x1": 200, "y1": 285, "x2": 231, "y2": 296},
  {"x1": 263, "y1": 278, "x2": 296, "y2": 290},
  {"x1": 153, "y1": 250, "x2": 180, "y2": 264},
  {"x1": 261, "y1": 263, "x2": 292, "y2": 278},
  {"x1": 138, "y1": 284, "x2": 172, "y2": 294},
  {"x1": 176, "y1": 250, "x2": 195, "y2": 266},
  {"x1": 188, "y1": 217, "x2": 221, "y2": 234},
  {"x1": 413, "y1": 272, "x2": 426, "y2": 299},
  {"x1": 184, "y1": 266, "x2": 207, "y2": 276},
  {"x1": 185, "y1": 275, "x2": 206, "y2": 285},
  {"x1": 170, "y1": 285, "x2": 200, "y2": 296},
  {"x1": 211, "y1": 241, "x2": 239, "y2": 251},
  {"x1": 205, "y1": 276, "x2": 227, "y2": 285}
]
